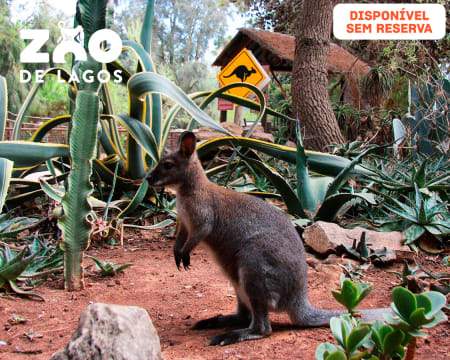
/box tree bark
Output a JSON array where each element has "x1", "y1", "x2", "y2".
[{"x1": 292, "y1": 0, "x2": 344, "y2": 151}]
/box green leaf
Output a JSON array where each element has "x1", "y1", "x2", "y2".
[
  {"x1": 409, "y1": 308, "x2": 434, "y2": 328},
  {"x1": 0, "y1": 75, "x2": 7, "y2": 141},
  {"x1": 0, "y1": 157, "x2": 13, "y2": 212},
  {"x1": 421, "y1": 291, "x2": 447, "y2": 317},
  {"x1": 403, "y1": 225, "x2": 425, "y2": 245},
  {"x1": 113, "y1": 263, "x2": 133, "y2": 273},
  {"x1": 0, "y1": 141, "x2": 69, "y2": 169},
  {"x1": 39, "y1": 178, "x2": 64, "y2": 202},
  {"x1": 295, "y1": 119, "x2": 317, "y2": 216},
  {"x1": 421, "y1": 310, "x2": 447, "y2": 328},
  {"x1": 140, "y1": 0, "x2": 155, "y2": 52},
  {"x1": 355, "y1": 284, "x2": 373, "y2": 307},
  {"x1": 392, "y1": 287, "x2": 417, "y2": 322},
  {"x1": 13, "y1": 68, "x2": 74, "y2": 140},
  {"x1": 383, "y1": 329, "x2": 405, "y2": 355},
  {"x1": 29, "y1": 115, "x2": 71, "y2": 143},
  {"x1": 325, "y1": 145, "x2": 381, "y2": 198},
  {"x1": 243, "y1": 157, "x2": 305, "y2": 217},
  {"x1": 325, "y1": 351, "x2": 347, "y2": 360},
  {"x1": 118, "y1": 180, "x2": 149, "y2": 219},
  {"x1": 345, "y1": 325, "x2": 370, "y2": 353},
  {"x1": 316, "y1": 193, "x2": 376, "y2": 222},
  {"x1": 415, "y1": 294, "x2": 432, "y2": 314},
  {"x1": 330, "y1": 317, "x2": 346, "y2": 348},
  {"x1": 0, "y1": 248, "x2": 38, "y2": 281},
  {"x1": 0, "y1": 217, "x2": 41, "y2": 238},
  {"x1": 197, "y1": 137, "x2": 372, "y2": 178},
  {"x1": 128, "y1": 72, "x2": 231, "y2": 136},
  {"x1": 114, "y1": 115, "x2": 159, "y2": 163},
  {"x1": 332, "y1": 280, "x2": 359, "y2": 312},
  {"x1": 123, "y1": 218, "x2": 174, "y2": 230},
  {"x1": 310, "y1": 176, "x2": 333, "y2": 204},
  {"x1": 316, "y1": 343, "x2": 344, "y2": 360},
  {"x1": 8, "y1": 279, "x2": 45, "y2": 301}
]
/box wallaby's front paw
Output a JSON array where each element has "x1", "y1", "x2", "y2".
[
  {"x1": 174, "y1": 249, "x2": 190, "y2": 270},
  {"x1": 174, "y1": 249, "x2": 182, "y2": 270},
  {"x1": 182, "y1": 252, "x2": 190, "y2": 270}
]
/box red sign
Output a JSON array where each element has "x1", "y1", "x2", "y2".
[{"x1": 218, "y1": 98, "x2": 234, "y2": 111}]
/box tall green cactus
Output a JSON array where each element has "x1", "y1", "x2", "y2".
[
  {"x1": 59, "y1": 59, "x2": 102, "y2": 290},
  {"x1": 58, "y1": 0, "x2": 106, "y2": 290}
]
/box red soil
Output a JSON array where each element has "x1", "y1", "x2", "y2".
[{"x1": 0, "y1": 226, "x2": 448, "y2": 359}]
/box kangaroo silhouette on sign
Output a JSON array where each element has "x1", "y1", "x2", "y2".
[{"x1": 223, "y1": 65, "x2": 256, "y2": 82}]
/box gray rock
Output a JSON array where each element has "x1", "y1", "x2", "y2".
[
  {"x1": 50, "y1": 303, "x2": 163, "y2": 360},
  {"x1": 303, "y1": 221, "x2": 413, "y2": 261}
]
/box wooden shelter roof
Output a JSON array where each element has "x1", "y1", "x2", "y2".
[{"x1": 213, "y1": 28, "x2": 370, "y2": 77}]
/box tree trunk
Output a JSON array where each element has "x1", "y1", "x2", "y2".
[
  {"x1": 292, "y1": 0, "x2": 344, "y2": 151},
  {"x1": 234, "y1": 105, "x2": 243, "y2": 127}
]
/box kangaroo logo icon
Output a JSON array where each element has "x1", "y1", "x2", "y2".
[{"x1": 223, "y1": 65, "x2": 257, "y2": 82}]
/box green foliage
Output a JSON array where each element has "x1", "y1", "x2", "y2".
[
  {"x1": 361, "y1": 66, "x2": 394, "y2": 108},
  {"x1": 359, "y1": 154, "x2": 449, "y2": 252},
  {"x1": 87, "y1": 255, "x2": 132, "y2": 277},
  {"x1": 0, "y1": 244, "x2": 43, "y2": 301},
  {"x1": 317, "y1": 279, "x2": 448, "y2": 360},
  {"x1": 316, "y1": 315, "x2": 371, "y2": 360},
  {"x1": 406, "y1": 77, "x2": 449, "y2": 157},
  {"x1": 332, "y1": 275, "x2": 373, "y2": 314},
  {"x1": 370, "y1": 321, "x2": 407, "y2": 360},
  {"x1": 381, "y1": 185, "x2": 449, "y2": 247},
  {"x1": 385, "y1": 287, "x2": 447, "y2": 338},
  {"x1": 198, "y1": 124, "x2": 377, "y2": 222}
]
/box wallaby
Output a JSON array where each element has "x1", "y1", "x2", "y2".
[
  {"x1": 147, "y1": 131, "x2": 387, "y2": 346},
  {"x1": 223, "y1": 65, "x2": 257, "y2": 82}
]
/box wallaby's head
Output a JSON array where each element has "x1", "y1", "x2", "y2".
[{"x1": 147, "y1": 131, "x2": 202, "y2": 189}]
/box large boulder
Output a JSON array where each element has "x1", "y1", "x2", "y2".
[{"x1": 50, "y1": 303, "x2": 163, "y2": 360}]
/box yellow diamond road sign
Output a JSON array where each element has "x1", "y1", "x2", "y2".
[{"x1": 217, "y1": 48, "x2": 270, "y2": 99}]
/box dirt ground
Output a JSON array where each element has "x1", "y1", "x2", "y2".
[{"x1": 0, "y1": 225, "x2": 448, "y2": 360}]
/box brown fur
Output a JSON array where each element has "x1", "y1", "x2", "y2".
[{"x1": 147, "y1": 132, "x2": 387, "y2": 346}]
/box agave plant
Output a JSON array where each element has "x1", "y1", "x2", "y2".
[
  {"x1": 197, "y1": 119, "x2": 376, "y2": 222},
  {"x1": 364, "y1": 156, "x2": 449, "y2": 196},
  {"x1": 379, "y1": 184, "x2": 449, "y2": 251},
  {"x1": 87, "y1": 255, "x2": 132, "y2": 277},
  {"x1": 0, "y1": 245, "x2": 43, "y2": 301}
]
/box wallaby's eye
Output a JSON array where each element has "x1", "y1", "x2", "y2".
[{"x1": 163, "y1": 162, "x2": 174, "y2": 170}]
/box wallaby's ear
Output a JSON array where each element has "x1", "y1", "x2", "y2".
[{"x1": 179, "y1": 131, "x2": 196, "y2": 158}]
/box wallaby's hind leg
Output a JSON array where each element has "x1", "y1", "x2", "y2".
[
  {"x1": 209, "y1": 301, "x2": 271, "y2": 346},
  {"x1": 209, "y1": 270, "x2": 272, "y2": 345},
  {"x1": 192, "y1": 299, "x2": 251, "y2": 330}
]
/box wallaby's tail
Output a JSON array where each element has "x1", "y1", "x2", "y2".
[{"x1": 290, "y1": 298, "x2": 389, "y2": 327}]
